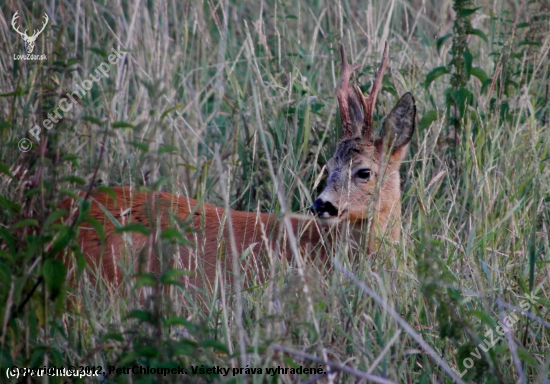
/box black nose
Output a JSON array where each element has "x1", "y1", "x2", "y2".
[{"x1": 310, "y1": 198, "x2": 338, "y2": 217}]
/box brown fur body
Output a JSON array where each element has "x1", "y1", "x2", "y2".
[{"x1": 61, "y1": 187, "x2": 324, "y2": 288}]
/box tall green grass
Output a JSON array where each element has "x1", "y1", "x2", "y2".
[{"x1": 0, "y1": 0, "x2": 548, "y2": 383}]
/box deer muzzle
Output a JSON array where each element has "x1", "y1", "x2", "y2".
[{"x1": 310, "y1": 198, "x2": 339, "y2": 218}]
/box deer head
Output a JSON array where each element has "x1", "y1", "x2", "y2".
[
  {"x1": 311, "y1": 43, "x2": 415, "y2": 241},
  {"x1": 11, "y1": 12, "x2": 49, "y2": 54}
]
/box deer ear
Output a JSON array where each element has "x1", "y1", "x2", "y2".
[{"x1": 382, "y1": 92, "x2": 415, "y2": 155}]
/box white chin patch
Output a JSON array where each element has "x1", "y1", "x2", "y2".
[{"x1": 319, "y1": 216, "x2": 342, "y2": 225}]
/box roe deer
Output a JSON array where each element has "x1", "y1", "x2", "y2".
[{"x1": 61, "y1": 42, "x2": 415, "y2": 289}]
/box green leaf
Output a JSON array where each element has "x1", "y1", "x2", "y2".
[
  {"x1": 424, "y1": 66, "x2": 450, "y2": 88},
  {"x1": 450, "y1": 87, "x2": 473, "y2": 116},
  {"x1": 0, "y1": 260, "x2": 11, "y2": 290},
  {"x1": 160, "y1": 269, "x2": 194, "y2": 287},
  {"x1": 103, "y1": 332, "x2": 124, "y2": 342},
  {"x1": 61, "y1": 154, "x2": 79, "y2": 165},
  {"x1": 165, "y1": 316, "x2": 199, "y2": 332},
  {"x1": 67, "y1": 58, "x2": 80, "y2": 67},
  {"x1": 0, "y1": 195, "x2": 20, "y2": 214},
  {"x1": 463, "y1": 51, "x2": 473, "y2": 77},
  {"x1": 59, "y1": 176, "x2": 86, "y2": 185},
  {"x1": 418, "y1": 110, "x2": 441, "y2": 130},
  {"x1": 509, "y1": 80, "x2": 519, "y2": 90},
  {"x1": 136, "y1": 273, "x2": 157, "y2": 287},
  {"x1": 112, "y1": 121, "x2": 134, "y2": 129},
  {"x1": 0, "y1": 92, "x2": 16, "y2": 97},
  {"x1": 470, "y1": 310, "x2": 497, "y2": 327},
  {"x1": 48, "y1": 226, "x2": 76, "y2": 256},
  {"x1": 199, "y1": 339, "x2": 230, "y2": 354},
  {"x1": 95, "y1": 186, "x2": 117, "y2": 204},
  {"x1": 44, "y1": 210, "x2": 68, "y2": 227},
  {"x1": 153, "y1": 177, "x2": 170, "y2": 191},
  {"x1": 70, "y1": 247, "x2": 87, "y2": 281},
  {"x1": 77, "y1": 199, "x2": 91, "y2": 223},
  {"x1": 286, "y1": 52, "x2": 303, "y2": 58},
  {"x1": 0, "y1": 229, "x2": 15, "y2": 254},
  {"x1": 43, "y1": 259, "x2": 67, "y2": 299},
  {"x1": 58, "y1": 188, "x2": 80, "y2": 201},
  {"x1": 12, "y1": 219, "x2": 39, "y2": 229},
  {"x1": 115, "y1": 223, "x2": 151, "y2": 235},
  {"x1": 458, "y1": 7, "x2": 482, "y2": 17},
  {"x1": 162, "y1": 269, "x2": 195, "y2": 280},
  {"x1": 82, "y1": 115, "x2": 103, "y2": 125},
  {"x1": 436, "y1": 34, "x2": 452, "y2": 53},
  {"x1": 134, "y1": 347, "x2": 158, "y2": 358},
  {"x1": 470, "y1": 67, "x2": 489, "y2": 83},
  {"x1": 469, "y1": 28, "x2": 488, "y2": 43},
  {"x1": 161, "y1": 103, "x2": 185, "y2": 120},
  {"x1": 516, "y1": 347, "x2": 539, "y2": 366},
  {"x1": 481, "y1": 78, "x2": 493, "y2": 94},
  {"x1": 0, "y1": 163, "x2": 13, "y2": 178},
  {"x1": 29, "y1": 349, "x2": 45, "y2": 368},
  {"x1": 178, "y1": 163, "x2": 197, "y2": 171},
  {"x1": 130, "y1": 141, "x2": 149, "y2": 152},
  {"x1": 518, "y1": 40, "x2": 542, "y2": 47},
  {"x1": 89, "y1": 47, "x2": 109, "y2": 58},
  {"x1": 158, "y1": 146, "x2": 178, "y2": 154},
  {"x1": 161, "y1": 228, "x2": 185, "y2": 243},
  {"x1": 126, "y1": 309, "x2": 152, "y2": 323}
]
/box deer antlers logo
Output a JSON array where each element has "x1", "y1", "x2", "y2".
[{"x1": 11, "y1": 12, "x2": 49, "y2": 54}]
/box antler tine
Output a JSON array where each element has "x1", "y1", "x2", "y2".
[
  {"x1": 11, "y1": 12, "x2": 26, "y2": 37},
  {"x1": 336, "y1": 44, "x2": 361, "y2": 138},
  {"x1": 32, "y1": 14, "x2": 49, "y2": 38},
  {"x1": 360, "y1": 41, "x2": 389, "y2": 141}
]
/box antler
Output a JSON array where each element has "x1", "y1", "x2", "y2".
[
  {"x1": 359, "y1": 41, "x2": 389, "y2": 142},
  {"x1": 336, "y1": 45, "x2": 361, "y2": 138},
  {"x1": 336, "y1": 42, "x2": 390, "y2": 142},
  {"x1": 11, "y1": 12, "x2": 28, "y2": 38},
  {"x1": 30, "y1": 14, "x2": 49, "y2": 40}
]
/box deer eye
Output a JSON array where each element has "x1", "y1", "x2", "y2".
[{"x1": 356, "y1": 169, "x2": 371, "y2": 180}]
